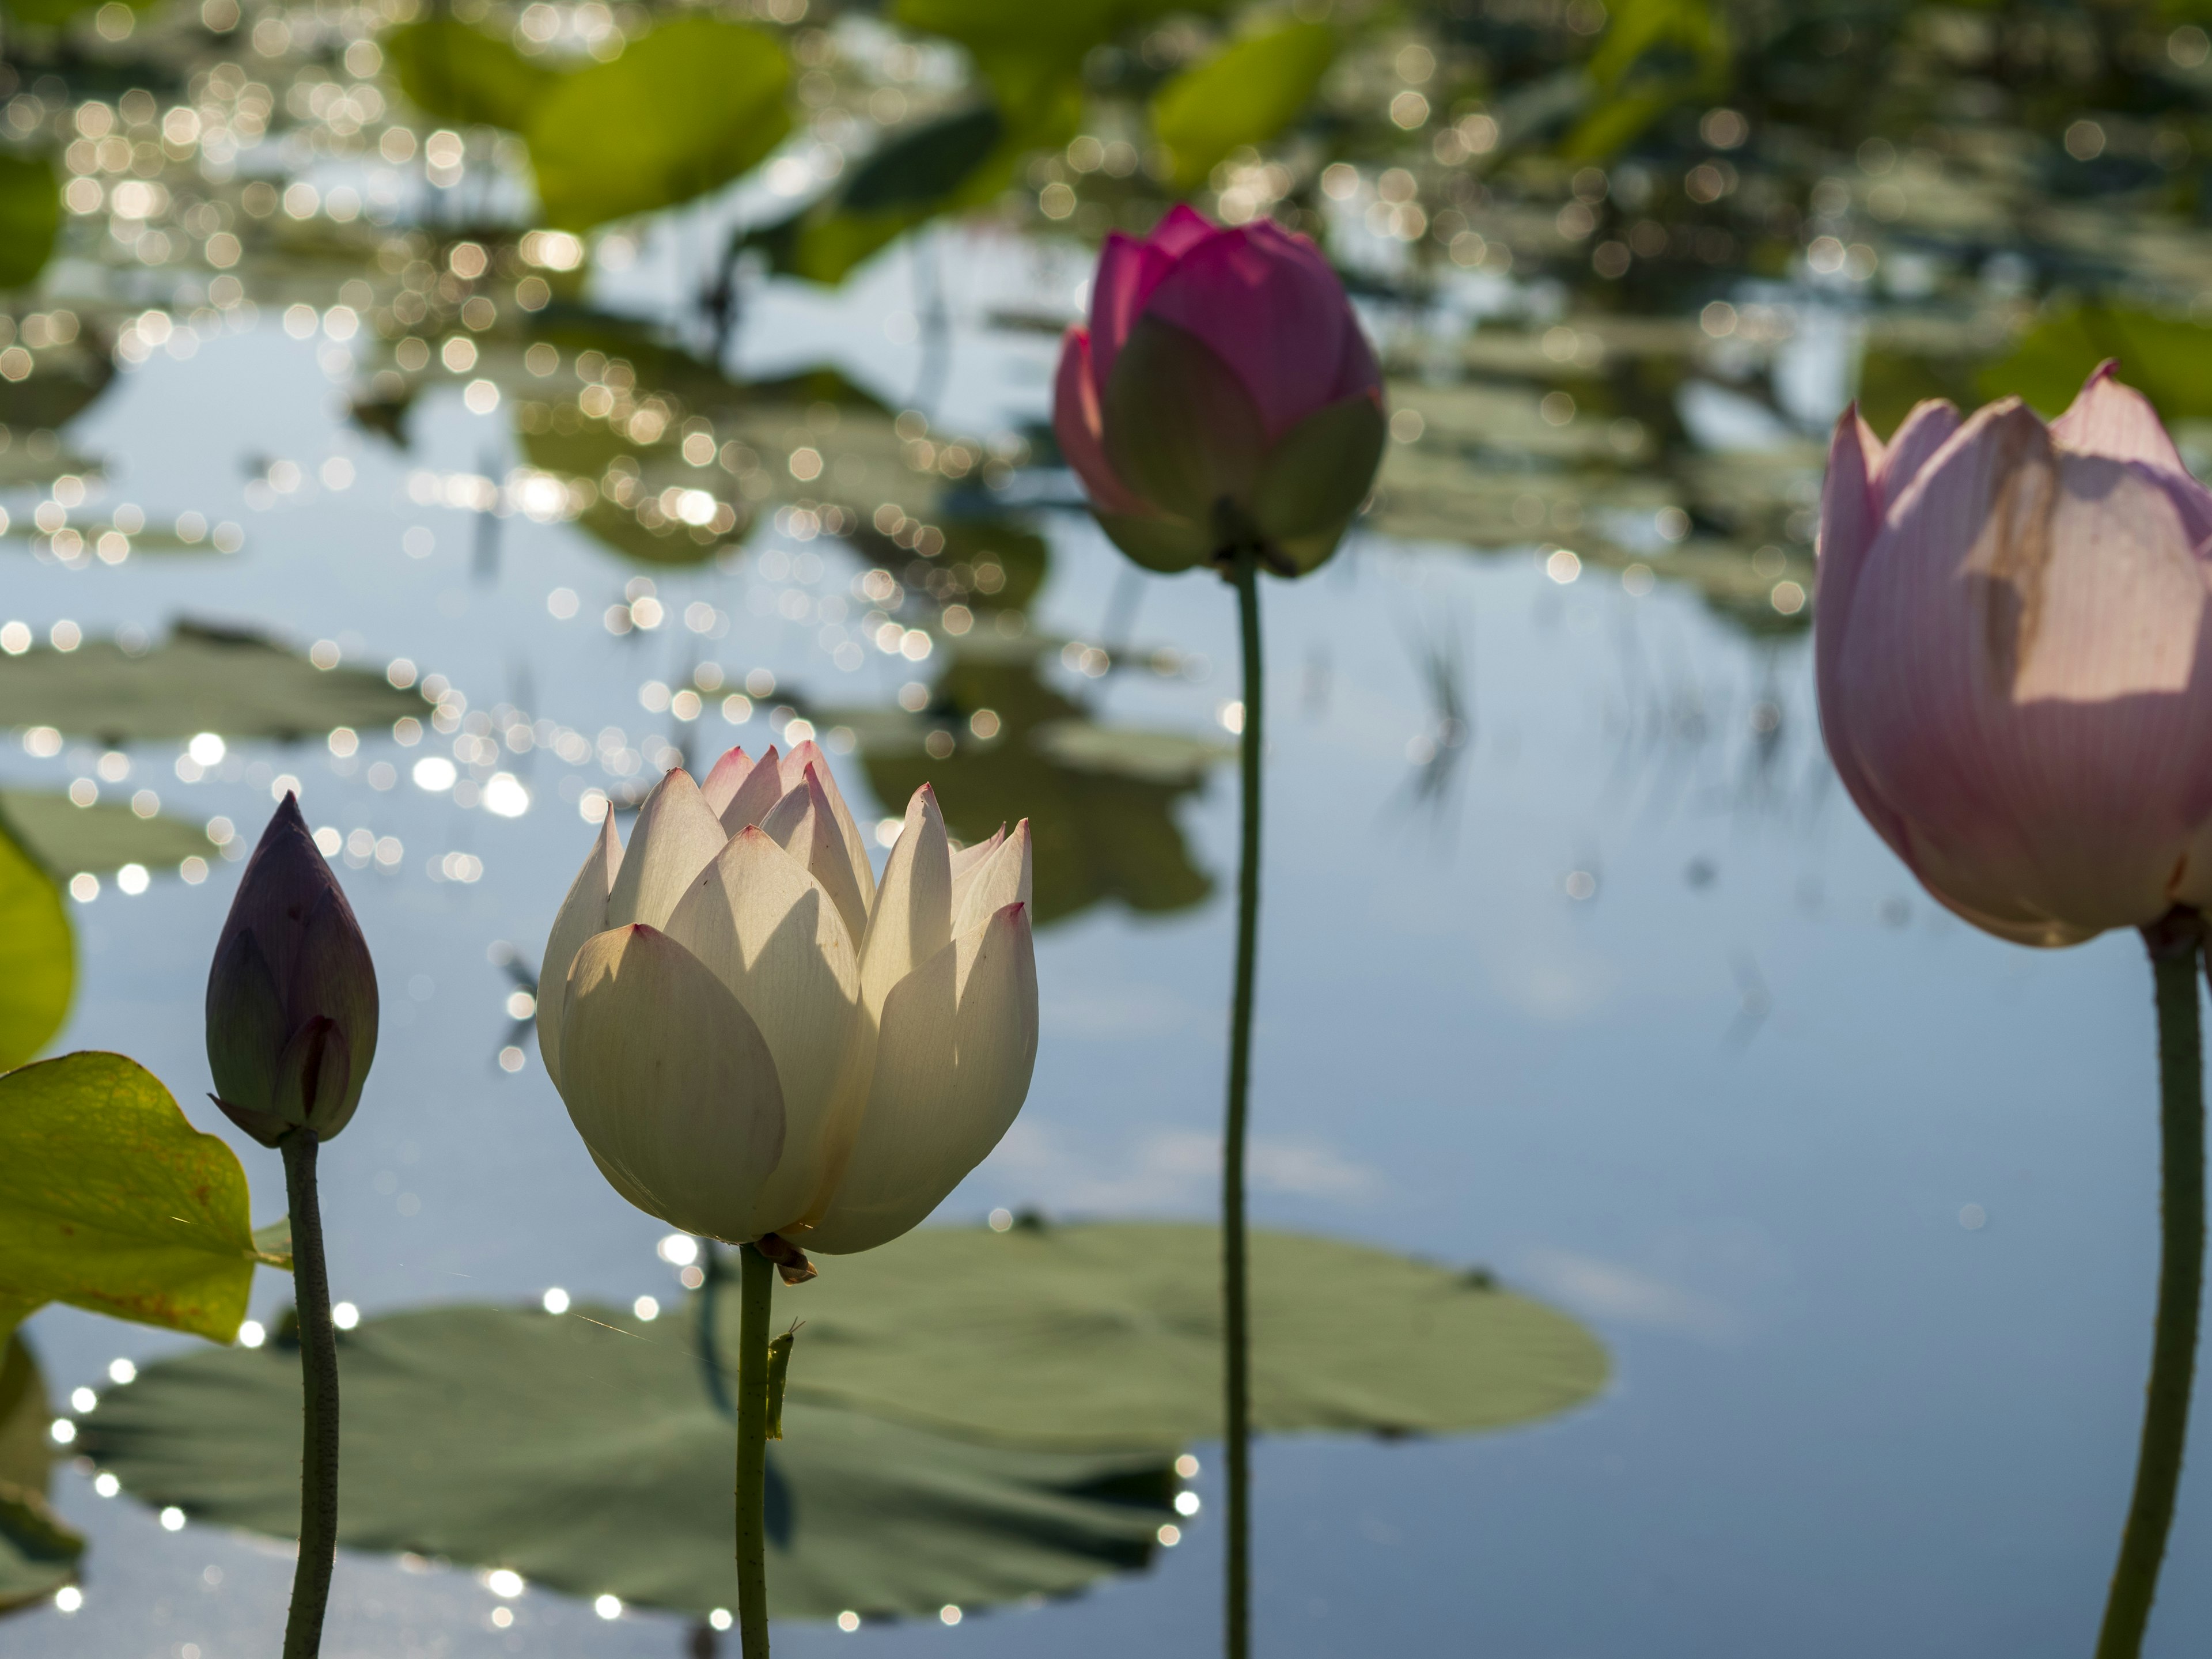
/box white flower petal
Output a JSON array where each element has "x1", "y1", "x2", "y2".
[
  {"x1": 805, "y1": 902, "x2": 1037, "y2": 1254},
  {"x1": 536, "y1": 811, "x2": 620, "y2": 1092},
  {"x1": 759, "y1": 763, "x2": 870, "y2": 946},
  {"x1": 857, "y1": 784, "x2": 950, "y2": 1020},
  {"x1": 558, "y1": 925, "x2": 787, "y2": 1241},
  {"x1": 781, "y1": 740, "x2": 876, "y2": 914},
  {"x1": 951, "y1": 819, "x2": 1031, "y2": 940},
  {"x1": 664, "y1": 827, "x2": 864, "y2": 1232},
  {"x1": 605, "y1": 769, "x2": 727, "y2": 930}
]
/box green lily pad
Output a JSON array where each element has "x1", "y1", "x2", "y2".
[
  {"x1": 749, "y1": 1223, "x2": 1607, "y2": 1450},
  {"x1": 79, "y1": 1303, "x2": 1176, "y2": 1623},
  {"x1": 0, "y1": 1052, "x2": 261, "y2": 1351},
  {"x1": 0, "y1": 792, "x2": 214, "y2": 879},
  {"x1": 382, "y1": 17, "x2": 560, "y2": 132},
  {"x1": 0, "y1": 1334, "x2": 83, "y2": 1618},
  {"x1": 0, "y1": 621, "x2": 429, "y2": 743}
]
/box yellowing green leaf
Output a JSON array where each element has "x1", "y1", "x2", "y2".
[
  {"x1": 527, "y1": 17, "x2": 791, "y2": 231},
  {"x1": 382, "y1": 17, "x2": 562, "y2": 132},
  {"x1": 0, "y1": 1053, "x2": 261, "y2": 1351},
  {"x1": 0, "y1": 823, "x2": 70, "y2": 1071},
  {"x1": 1152, "y1": 22, "x2": 1337, "y2": 194}
]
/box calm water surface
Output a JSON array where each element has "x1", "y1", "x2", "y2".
[{"x1": 9, "y1": 229, "x2": 2209, "y2": 1658}]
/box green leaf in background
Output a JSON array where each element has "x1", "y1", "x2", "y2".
[
  {"x1": 1978, "y1": 304, "x2": 2212, "y2": 423},
  {"x1": 249, "y1": 1217, "x2": 292, "y2": 1272},
  {"x1": 0, "y1": 1334, "x2": 84, "y2": 1617},
  {"x1": 1562, "y1": 0, "x2": 1732, "y2": 162},
  {"x1": 382, "y1": 16, "x2": 561, "y2": 132},
  {"x1": 79, "y1": 1304, "x2": 1175, "y2": 1622},
  {"x1": 0, "y1": 824, "x2": 70, "y2": 1071},
  {"x1": 739, "y1": 1224, "x2": 1607, "y2": 1448},
  {"x1": 0, "y1": 620, "x2": 428, "y2": 743},
  {"x1": 0, "y1": 1053, "x2": 260, "y2": 1350},
  {"x1": 0, "y1": 791, "x2": 213, "y2": 880},
  {"x1": 0, "y1": 155, "x2": 60, "y2": 292},
  {"x1": 1152, "y1": 22, "x2": 1337, "y2": 195},
  {"x1": 527, "y1": 17, "x2": 791, "y2": 232}
]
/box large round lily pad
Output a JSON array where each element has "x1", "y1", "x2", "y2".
[
  {"x1": 0, "y1": 622, "x2": 427, "y2": 743},
  {"x1": 78, "y1": 1305, "x2": 1176, "y2": 1623},
  {"x1": 762, "y1": 1222, "x2": 1606, "y2": 1449}
]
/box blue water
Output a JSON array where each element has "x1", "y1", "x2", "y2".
[{"x1": 7, "y1": 229, "x2": 2209, "y2": 1658}]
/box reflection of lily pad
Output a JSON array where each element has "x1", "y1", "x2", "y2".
[
  {"x1": 0, "y1": 622, "x2": 428, "y2": 742},
  {"x1": 0, "y1": 792, "x2": 214, "y2": 877},
  {"x1": 1029, "y1": 721, "x2": 1232, "y2": 784},
  {"x1": 753, "y1": 1224, "x2": 1607, "y2": 1450},
  {"x1": 1, "y1": 1334, "x2": 84, "y2": 1618},
  {"x1": 839, "y1": 653, "x2": 1219, "y2": 926},
  {"x1": 79, "y1": 1304, "x2": 1174, "y2": 1623}
]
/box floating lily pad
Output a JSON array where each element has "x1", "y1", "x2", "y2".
[
  {"x1": 0, "y1": 791, "x2": 213, "y2": 878},
  {"x1": 0, "y1": 1052, "x2": 261, "y2": 1351},
  {"x1": 79, "y1": 1304, "x2": 1175, "y2": 1623},
  {"x1": 0, "y1": 821, "x2": 69, "y2": 1070},
  {"x1": 0, "y1": 622, "x2": 428, "y2": 743},
  {"x1": 748, "y1": 1223, "x2": 1607, "y2": 1450},
  {"x1": 0, "y1": 1335, "x2": 83, "y2": 1618}
]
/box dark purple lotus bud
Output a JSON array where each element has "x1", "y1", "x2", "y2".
[{"x1": 205, "y1": 794, "x2": 378, "y2": 1146}]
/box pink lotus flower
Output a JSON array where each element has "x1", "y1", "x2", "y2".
[
  {"x1": 1053, "y1": 204, "x2": 1387, "y2": 576},
  {"x1": 1818, "y1": 363, "x2": 2212, "y2": 945}
]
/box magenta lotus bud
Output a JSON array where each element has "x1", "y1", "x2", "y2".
[
  {"x1": 1818, "y1": 362, "x2": 2212, "y2": 945},
  {"x1": 1053, "y1": 204, "x2": 1387, "y2": 577},
  {"x1": 205, "y1": 793, "x2": 379, "y2": 1145}
]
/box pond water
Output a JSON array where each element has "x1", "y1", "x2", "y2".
[{"x1": 6, "y1": 2, "x2": 2212, "y2": 1656}]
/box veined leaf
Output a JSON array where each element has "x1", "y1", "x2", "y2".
[
  {"x1": 0, "y1": 1054, "x2": 262, "y2": 1351},
  {"x1": 0, "y1": 824, "x2": 69, "y2": 1071}
]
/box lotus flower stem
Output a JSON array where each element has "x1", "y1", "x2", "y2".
[
  {"x1": 2095, "y1": 921, "x2": 2205, "y2": 1658},
  {"x1": 279, "y1": 1130, "x2": 340, "y2": 1659},
  {"x1": 735, "y1": 1240, "x2": 774, "y2": 1658},
  {"x1": 1221, "y1": 549, "x2": 1263, "y2": 1659}
]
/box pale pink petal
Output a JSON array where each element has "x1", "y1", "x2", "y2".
[
  {"x1": 700, "y1": 745, "x2": 756, "y2": 817},
  {"x1": 1054, "y1": 328, "x2": 1156, "y2": 517},
  {"x1": 716, "y1": 743, "x2": 785, "y2": 835},
  {"x1": 1815, "y1": 407, "x2": 1910, "y2": 861},
  {"x1": 2051, "y1": 361, "x2": 2189, "y2": 472},
  {"x1": 1874, "y1": 399, "x2": 1958, "y2": 507},
  {"x1": 1141, "y1": 222, "x2": 1352, "y2": 440},
  {"x1": 1838, "y1": 399, "x2": 2212, "y2": 937}
]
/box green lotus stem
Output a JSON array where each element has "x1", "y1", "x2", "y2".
[
  {"x1": 1222, "y1": 548, "x2": 1263, "y2": 1659},
  {"x1": 2094, "y1": 922, "x2": 2206, "y2": 1658},
  {"x1": 279, "y1": 1130, "x2": 340, "y2": 1659},
  {"x1": 736, "y1": 1241, "x2": 774, "y2": 1659}
]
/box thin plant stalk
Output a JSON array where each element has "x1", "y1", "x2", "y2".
[
  {"x1": 279, "y1": 1130, "x2": 340, "y2": 1659},
  {"x1": 2094, "y1": 919, "x2": 2206, "y2": 1658},
  {"x1": 1221, "y1": 548, "x2": 1263, "y2": 1659},
  {"x1": 736, "y1": 1241, "x2": 774, "y2": 1659}
]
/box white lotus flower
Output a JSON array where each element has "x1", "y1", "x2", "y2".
[{"x1": 537, "y1": 742, "x2": 1036, "y2": 1255}]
